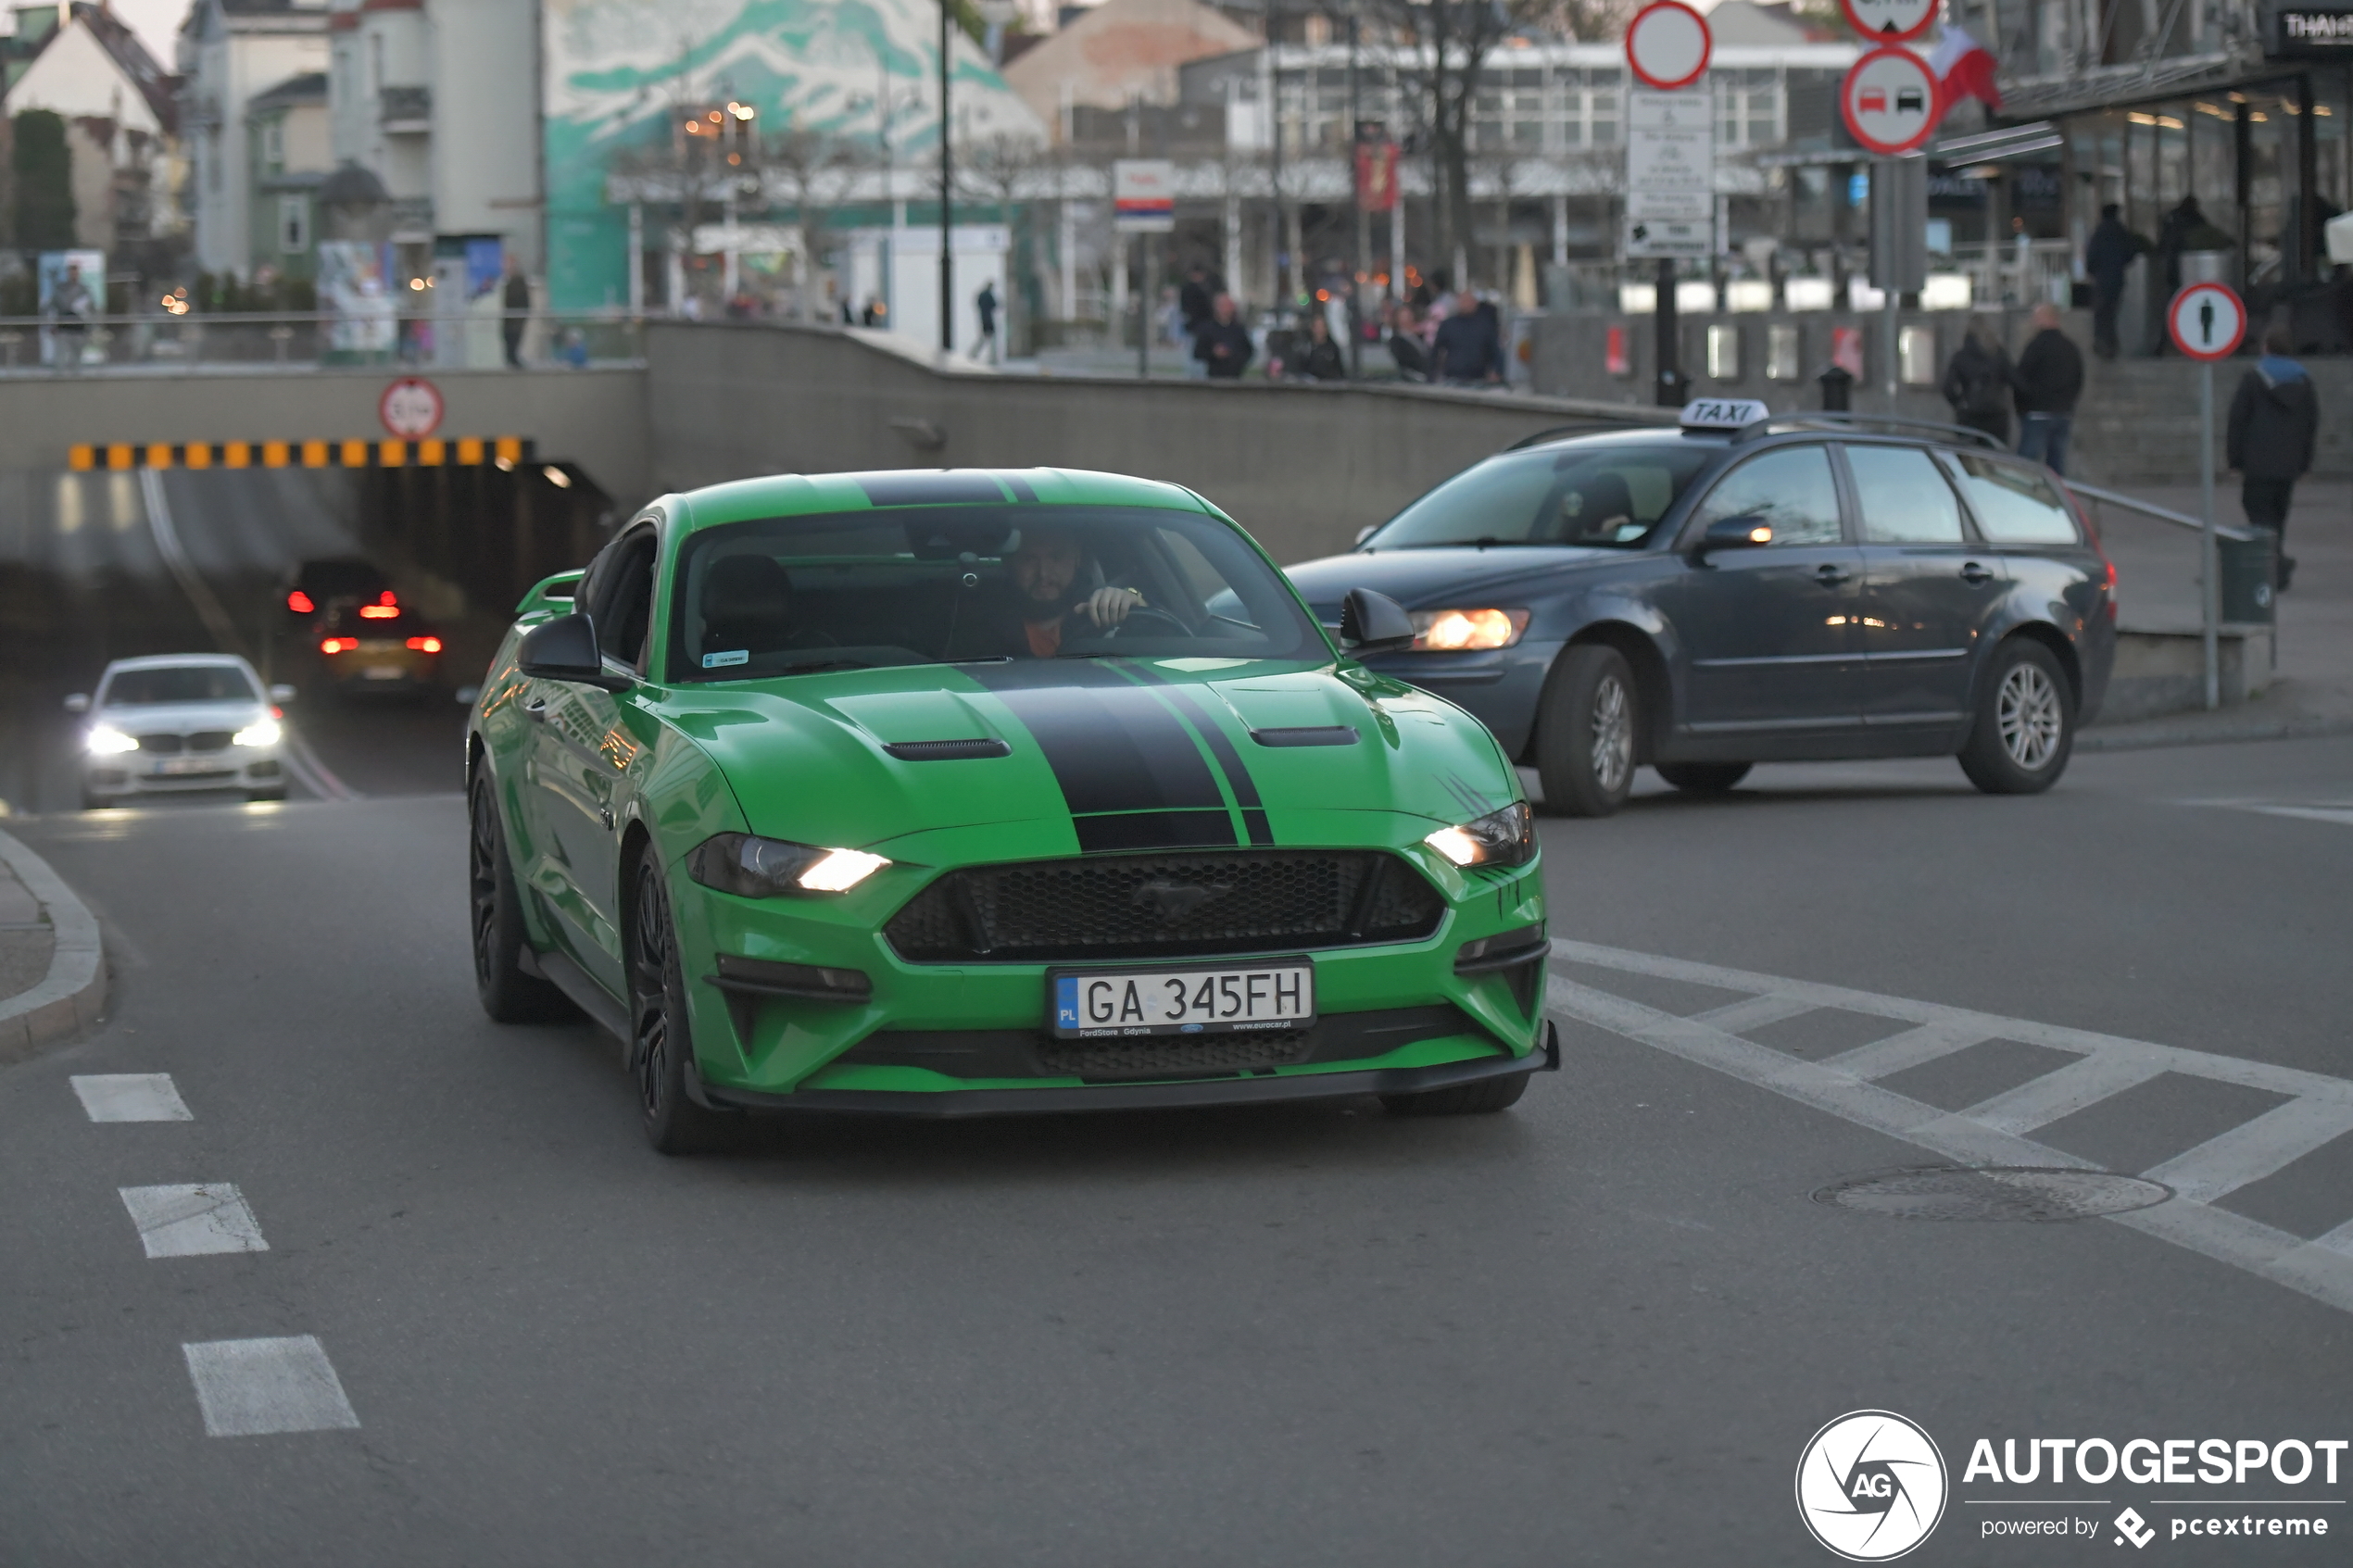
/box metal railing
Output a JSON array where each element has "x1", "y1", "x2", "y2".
[
  {"x1": 0, "y1": 312, "x2": 647, "y2": 376},
  {"x1": 2068, "y1": 479, "x2": 2278, "y2": 702}
]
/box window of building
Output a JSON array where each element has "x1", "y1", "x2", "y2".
[{"x1": 279, "y1": 194, "x2": 309, "y2": 255}]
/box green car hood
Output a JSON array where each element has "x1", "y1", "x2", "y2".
[{"x1": 662, "y1": 657, "x2": 1518, "y2": 856}]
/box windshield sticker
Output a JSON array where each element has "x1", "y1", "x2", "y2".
[{"x1": 701, "y1": 649, "x2": 749, "y2": 670}]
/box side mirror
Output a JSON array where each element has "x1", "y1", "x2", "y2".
[
  {"x1": 269, "y1": 684, "x2": 297, "y2": 705},
  {"x1": 518, "y1": 612, "x2": 632, "y2": 692},
  {"x1": 1353, "y1": 523, "x2": 1378, "y2": 546},
  {"x1": 63, "y1": 693, "x2": 89, "y2": 714},
  {"x1": 1694, "y1": 516, "x2": 1774, "y2": 558},
  {"x1": 1340, "y1": 587, "x2": 1416, "y2": 655}
]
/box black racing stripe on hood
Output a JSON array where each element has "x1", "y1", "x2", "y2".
[
  {"x1": 965, "y1": 662, "x2": 1236, "y2": 839},
  {"x1": 1074, "y1": 810, "x2": 1237, "y2": 853},
  {"x1": 1120, "y1": 662, "x2": 1274, "y2": 847}
]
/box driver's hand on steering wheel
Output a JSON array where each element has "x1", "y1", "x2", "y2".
[{"x1": 1078, "y1": 586, "x2": 1143, "y2": 628}]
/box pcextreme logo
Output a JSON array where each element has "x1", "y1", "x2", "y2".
[{"x1": 1796, "y1": 1411, "x2": 1950, "y2": 1561}]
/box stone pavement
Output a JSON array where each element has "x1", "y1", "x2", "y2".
[{"x1": 0, "y1": 827, "x2": 106, "y2": 1062}]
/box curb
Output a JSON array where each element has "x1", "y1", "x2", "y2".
[
  {"x1": 2080, "y1": 713, "x2": 2353, "y2": 753},
  {"x1": 0, "y1": 828, "x2": 107, "y2": 1066}
]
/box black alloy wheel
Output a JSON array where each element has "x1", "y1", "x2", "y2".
[
  {"x1": 1535, "y1": 645, "x2": 1640, "y2": 818},
  {"x1": 467, "y1": 775, "x2": 574, "y2": 1022},
  {"x1": 1957, "y1": 639, "x2": 2075, "y2": 796},
  {"x1": 628, "y1": 858, "x2": 729, "y2": 1155},
  {"x1": 1655, "y1": 762, "x2": 1752, "y2": 794}
]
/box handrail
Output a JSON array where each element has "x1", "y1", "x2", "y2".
[{"x1": 2065, "y1": 480, "x2": 2261, "y2": 544}]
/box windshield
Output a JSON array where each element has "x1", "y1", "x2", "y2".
[
  {"x1": 1364, "y1": 443, "x2": 1715, "y2": 550},
  {"x1": 668, "y1": 505, "x2": 1327, "y2": 684},
  {"x1": 101, "y1": 666, "x2": 260, "y2": 706}
]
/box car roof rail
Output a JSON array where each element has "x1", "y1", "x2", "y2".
[
  {"x1": 1504, "y1": 419, "x2": 1660, "y2": 451},
  {"x1": 1733, "y1": 412, "x2": 2009, "y2": 451}
]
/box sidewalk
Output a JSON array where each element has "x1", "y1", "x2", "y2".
[
  {"x1": 2077, "y1": 477, "x2": 2353, "y2": 750},
  {"x1": 0, "y1": 827, "x2": 106, "y2": 1064}
]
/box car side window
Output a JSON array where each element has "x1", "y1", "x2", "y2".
[
  {"x1": 1939, "y1": 454, "x2": 2080, "y2": 545},
  {"x1": 1689, "y1": 445, "x2": 1843, "y2": 547},
  {"x1": 591, "y1": 529, "x2": 659, "y2": 673},
  {"x1": 1845, "y1": 445, "x2": 1966, "y2": 544}
]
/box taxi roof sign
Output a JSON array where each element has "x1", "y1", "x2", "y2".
[{"x1": 1680, "y1": 398, "x2": 1770, "y2": 431}]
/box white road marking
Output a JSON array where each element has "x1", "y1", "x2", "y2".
[
  {"x1": 2182, "y1": 797, "x2": 2353, "y2": 829},
  {"x1": 119, "y1": 1184, "x2": 269, "y2": 1258},
  {"x1": 1548, "y1": 939, "x2": 2353, "y2": 1317},
  {"x1": 70, "y1": 1073, "x2": 192, "y2": 1123},
  {"x1": 138, "y1": 468, "x2": 246, "y2": 657},
  {"x1": 182, "y1": 1336, "x2": 359, "y2": 1437},
  {"x1": 279, "y1": 728, "x2": 359, "y2": 801},
  {"x1": 1685, "y1": 992, "x2": 1821, "y2": 1034}
]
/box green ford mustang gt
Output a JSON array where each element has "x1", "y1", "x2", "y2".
[{"x1": 466, "y1": 467, "x2": 1554, "y2": 1151}]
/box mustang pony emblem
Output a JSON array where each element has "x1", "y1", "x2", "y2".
[{"x1": 1130, "y1": 877, "x2": 1233, "y2": 924}]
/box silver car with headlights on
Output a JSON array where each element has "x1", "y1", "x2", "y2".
[{"x1": 68, "y1": 655, "x2": 296, "y2": 809}]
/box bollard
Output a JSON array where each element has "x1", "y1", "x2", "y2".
[{"x1": 1818, "y1": 364, "x2": 1854, "y2": 411}]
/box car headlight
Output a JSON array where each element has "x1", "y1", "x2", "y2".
[
  {"x1": 1424, "y1": 801, "x2": 1536, "y2": 869},
  {"x1": 1409, "y1": 608, "x2": 1530, "y2": 651},
  {"x1": 233, "y1": 718, "x2": 282, "y2": 748},
  {"x1": 686, "y1": 833, "x2": 891, "y2": 897},
  {"x1": 86, "y1": 725, "x2": 139, "y2": 756}
]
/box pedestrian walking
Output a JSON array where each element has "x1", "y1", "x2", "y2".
[
  {"x1": 968, "y1": 281, "x2": 998, "y2": 361},
  {"x1": 2226, "y1": 326, "x2": 2319, "y2": 591},
  {"x1": 2011, "y1": 303, "x2": 2083, "y2": 474},
  {"x1": 1431, "y1": 288, "x2": 1502, "y2": 385},
  {"x1": 1178, "y1": 265, "x2": 1214, "y2": 379},
  {"x1": 1190, "y1": 293, "x2": 1253, "y2": 380},
  {"x1": 2083, "y1": 203, "x2": 2149, "y2": 359},
  {"x1": 501, "y1": 263, "x2": 531, "y2": 368},
  {"x1": 1942, "y1": 320, "x2": 2014, "y2": 447}
]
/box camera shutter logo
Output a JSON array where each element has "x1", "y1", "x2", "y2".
[{"x1": 1795, "y1": 1411, "x2": 1948, "y2": 1561}]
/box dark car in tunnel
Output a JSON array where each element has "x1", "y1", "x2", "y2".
[
  {"x1": 314, "y1": 596, "x2": 445, "y2": 697},
  {"x1": 1283, "y1": 406, "x2": 2118, "y2": 816}
]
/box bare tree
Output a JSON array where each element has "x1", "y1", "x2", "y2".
[
  {"x1": 957, "y1": 132, "x2": 1051, "y2": 354},
  {"x1": 764, "y1": 127, "x2": 860, "y2": 321}
]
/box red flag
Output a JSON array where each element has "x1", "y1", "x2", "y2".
[{"x1": 1928, "y1": 27, "x2": 2000, "y2": 112}]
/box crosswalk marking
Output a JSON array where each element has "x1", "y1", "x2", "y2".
[
  {"x1": 1547, "y1": 939, "x2": 2353, "y2": 1318},
  {"x1": 181, "y1": 1337, "x2": 359, "y2": 1437},
  {"x1": 119, "y1": 1185, "x2": 269, "y2": 1258},
  {"x1": 70, "y1": 1073, "x2": 192, "y2": 1123}
]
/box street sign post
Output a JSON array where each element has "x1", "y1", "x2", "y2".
[
  {"x1": 1837, "y1": 0, "x2": 1938, "y2": 42},
  {"x1": 1839, "y1": 47, "x2": 1940, "y2": 157},
  {"x1": 1114, "y1": 160, "x2": 1176, "y2": 380},
  {"x1": 1623, "y1": 82, "x2": 1713, "y2": 405},
  {"x1": 1625, "y1": 0, "x2": 1711, "y2": 90},
  {"x1": 2167, "y1": 281, "x2": 2248, "y2": 710}
]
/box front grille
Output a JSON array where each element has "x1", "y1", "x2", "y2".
[
  {"x1": 884, "y1": 850, "x2": 1443, "y2": 963},
  {"x1": 138, "y1": 733, "x2": 185, "y2": 755},
  {"x1": 188, "y1": 731, "x2": 234, "y2": 752},
  {"x1": 1037, "y1": 1032, "x2": 1316, "y2": 1078}
]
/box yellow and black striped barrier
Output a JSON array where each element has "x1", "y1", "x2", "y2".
[{"x1": 67, "y1": 436, "x2": 534, "y2": 472}]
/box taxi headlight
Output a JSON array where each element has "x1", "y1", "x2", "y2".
[
  {"x1": 687, "y1": 833, "x2": 891, "y2": 896},
  {"x1": 86, "y1": 725, "x2": 140, "y2": 756},
  {"x1": 233, "y1": 718, "x2": 282, "y2": 748},
  {"x1": 1424, "y1": 801, "x2": 1536, "y2": 869},
  {"x1": 1409, "y1": 608, "x2": 1530, "y2": 651}
]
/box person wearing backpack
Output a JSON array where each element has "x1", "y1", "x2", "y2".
[{"x1": 1943, "y1": 320, "x2": 2014, "y2": 446}]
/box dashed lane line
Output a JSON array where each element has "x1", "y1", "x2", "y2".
[
  {"x1": 1546, "y1": 939, "x2": 2353, "y2": 1318},
  {"x1": 71, "y1": 1073, "x2": 192, "y2": 1123},
  {"x1": 2181, "y1": 797, "x2": 2353, "y2": 829},
  {"x1": 182, "y1": 1336, "x2": 359, "y2": 1437},
  {"x1": 119, "y1": 1184, "x2": 269, "y2": 1258}
]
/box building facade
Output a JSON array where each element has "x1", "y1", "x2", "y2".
[{"x1": 181, "y1": 0, "x2": 331, "y2": 276}]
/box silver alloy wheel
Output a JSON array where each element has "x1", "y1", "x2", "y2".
[
  {"x1": 1590, "y1": 673, "x2": 1633, "y2": 794},
  {"x1": 1997, "y1": 662, "x2": 2062, "y2": 770}
]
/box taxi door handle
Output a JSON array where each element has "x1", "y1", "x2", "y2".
[
  {"x1": 1814, "y1": 563, "x2": 1851, "y2": 586},
  {"x1": 1960, "y1": 561, "x2": 1994, "y2": 584}
]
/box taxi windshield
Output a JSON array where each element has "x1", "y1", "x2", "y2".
[
  {"x1": 1364, "y1": 443, "x2": 1714, "y2": 551},
  {"x1": 669, "y1": 505, "x2": 1326, "y2": 683}
]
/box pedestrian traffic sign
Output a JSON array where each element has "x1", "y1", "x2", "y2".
[
  {"x1": 1625, "y1": 0, "x2": 1711, "y2": 91},
  {"x1": 2166, "y1": 282, "x2": 2246, "y2": 361},
  {"x1": 1838, "y1": 0, "x2": 1937, "y2": 42},
  {"x1": 1840, "y1": 48, "x2": 1940, "y2": 157}
]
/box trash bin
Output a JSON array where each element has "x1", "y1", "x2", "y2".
[{"x1": 2218, "y1": 532, "x2": 2276, "y2": 623}]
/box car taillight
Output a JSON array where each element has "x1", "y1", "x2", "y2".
[
  {"x1": 358, "y1": 604, "x2": 398, "y2": 620},
  {"x1": 286, "y1": 590, "x2": 314, "y2": 614},
  {"x1": 379, "y1": 590, "x2": 397, "y2": 607},
  {"x1": 321, "y1": 637, "x2": 355, "y2": 654},
  {"x1": 406, "y1": 636, "x2": 442, "y2": 653}
]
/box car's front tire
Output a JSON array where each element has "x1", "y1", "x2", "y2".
[
  {"x1": 468, "y1": 774, "x2": 575, "y2": 1022},
  {"x1": 1958, "y1": 638, "x2": 2074, "y2": 796},
  {"x1": 1381, "y1": 1070, "x2": 1530, "y2": 1116},
  {"x1": 1535, "y1": 645, "x2": 1638, "y2": 818},
  {"x1": 628, "y1": 857, "x2": 731, "y2": 1156},
  {"x1": 1655, "y1": 761, "x2": 1751, "y2": 794}
]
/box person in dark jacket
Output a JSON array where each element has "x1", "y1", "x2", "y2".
[
  {"x1": 2226, "y1": 326, "x2": 2320, "y2": 590},
  {"x1": 1296, "y1": 313, "x2": 1347, "y2": 381},
  {"x1": 501, "y1": 264, "x2": 531, "y2": 368},
  {"x1": 1431, "y1": 289, "x2": 1502, "y2": 384},
  {"x1": 1191, "y1": 293, "x2": 1253, "y2": 379},
  {"x1": 2010, "y1": 303, "x2": 2084, "y2": 474},
  {"x1": 1942, "y1": 320, "x2": 2014, "y2": 446},
  {"x1": 2083, "y1": 204, "x2": 2150, "y2": 359}
]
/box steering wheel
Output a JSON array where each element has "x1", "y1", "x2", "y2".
[{"x1": 1101, "y1": 606, "x2": 1193, "y2": 641}]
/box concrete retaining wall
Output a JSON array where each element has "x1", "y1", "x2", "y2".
[{"x1": 644, "y1": 322, "x2": 1672, "y2": 565}]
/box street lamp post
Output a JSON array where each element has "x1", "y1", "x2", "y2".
[{"x1": 939, "y1": 0, "x2": 953, "y2": 354}]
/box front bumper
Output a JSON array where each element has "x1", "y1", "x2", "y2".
[
  {"x1": 698, "y1": 1022, "x2": 1560, "y2": 1117},
  {"x1": 85, "y1": 752, "x2": 283, "y2": 797}
]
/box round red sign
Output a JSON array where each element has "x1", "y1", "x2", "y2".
[
  {"x1": 1839, "y1": 47, "x2": 1941, "y2": 157},
  {"x1": 1625, "y1": 1, "x2": 1712, "y2": 92},
  {"x1": 2166, "y1": 282, "x2": 2247, "y2": 362},
  {"x1": 1837, "y1": 0, "x2": 1939, "y2": 44},
  {"x1": 379, "y1": 376, "x2": 445, "y2": 439}
]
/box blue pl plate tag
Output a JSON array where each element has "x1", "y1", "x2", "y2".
[{"x1": 1055, "y1": 976, "x2": 1080, "y2": 1029}]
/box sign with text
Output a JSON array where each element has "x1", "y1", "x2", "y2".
[
  {"x1": 2271, "y1": 6, "x2": 2353, "y2": 55},
  {"x1": 1624, "y1": 88, "x2": 1714, "y2": 258},
  {"x1": 1112, "y1": 160, "x2": 1176, "y2": 233},
  {"x1": 378, "y1": 377, "x2": 444, "y2": 439}
]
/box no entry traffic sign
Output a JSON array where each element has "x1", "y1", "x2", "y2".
[
  {"x1": 2167, "y1": 282, "x2": 2247, "y2": 360},
  {"x1": 378, "y1": 376, "x2": 444, "y2": 439},
  {"x1": 1840, "y1": 47, "x2": 1940, "y2": 156},
  {"x1": 1625, "y1": 0, "x2": 1711, "y2": 92},
  {"x1": 1838, "y1": 0, "x2": 1938, "y2": 43}
]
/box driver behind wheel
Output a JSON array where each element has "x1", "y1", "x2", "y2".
[{"x1": 992, "y1": 524, "x2": 1143, "y2": 656}]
